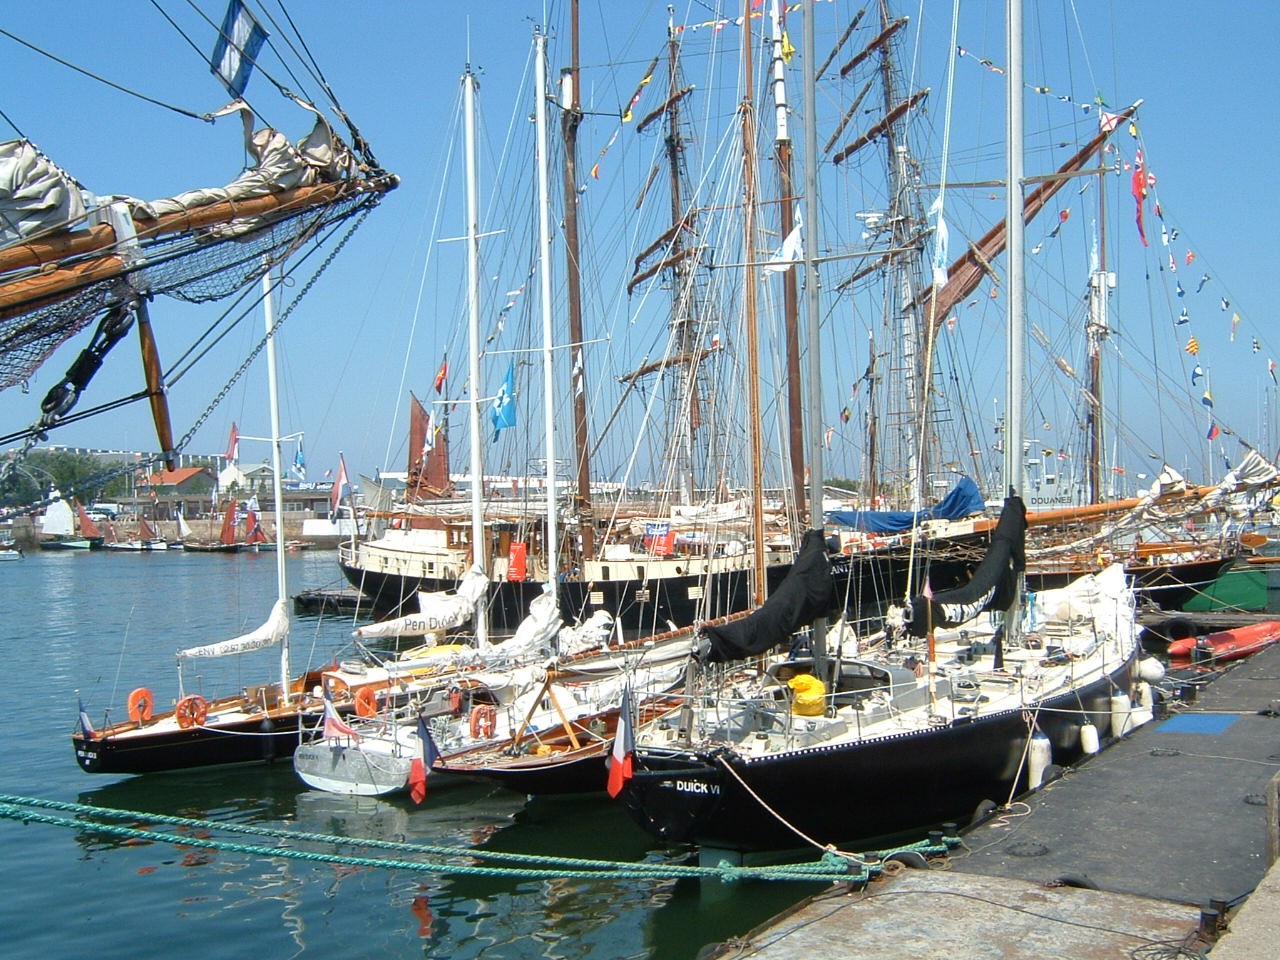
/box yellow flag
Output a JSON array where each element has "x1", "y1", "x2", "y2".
[{"x1": 781, "y1": 31, "x2": 795, "y2": 63}]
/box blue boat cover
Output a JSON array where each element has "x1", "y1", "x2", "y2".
[{"x1": 824, "y1": 475, "x2": 985, "y2": 533}]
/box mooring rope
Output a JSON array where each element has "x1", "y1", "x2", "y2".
[{"x1": 0, "y1": 794, "x2": 958, "y2": 884}]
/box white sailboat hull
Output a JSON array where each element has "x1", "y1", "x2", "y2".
[{"x1": 293, "y1": 736, "x2": 416, "y2": 796}]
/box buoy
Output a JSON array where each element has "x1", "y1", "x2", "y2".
[
  {"x1": 1110, "y1": 691, "x2": 1133, "y2": 738},
  {"x1": 1136, "y1": 657, "x2": 1166, "y2": 684},
  {"x1": 1028, "y1": 732, "x2": 1052, "y2": 789},
  {"x1": 1080, "y1": 721, "x2": 1100, "y2": 755}
]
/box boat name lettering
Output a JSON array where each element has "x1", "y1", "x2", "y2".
[{"x1": 673, "y1": 779, "x2": 719, "y2": 795}]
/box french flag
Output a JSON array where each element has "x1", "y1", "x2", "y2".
[
  {"x1": 329, "y1": 457, "x2": 350, "y2": 516},
  {"x1": 606, "y1": 684, "x2": 636, "y2": 798},
  {"x1": 322, "y1": 697, "x2": 359, "y2": 741},
  {"x1": 409, "y1": 714, "x2": 441, "y2": 805}
]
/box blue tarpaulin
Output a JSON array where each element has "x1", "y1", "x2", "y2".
[{"x1": 825, "y1": 476, "x2": 986, "y2": 534}]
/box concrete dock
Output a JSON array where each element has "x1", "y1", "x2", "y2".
[{"x1": 699, "y1": 645, "x2": 1280, "y2": 959}]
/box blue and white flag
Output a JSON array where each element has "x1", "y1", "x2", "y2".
[
  {"x1": 78, "y1": 698, "x2": 94, "y2": 737},
  {"x1": 291, "y1": 443, "x2": 306, "y2": 482},
  {"x1": 490, "y1": 361, "x2": 516, "y2": 442},
  {"x1": 212, "y1": 0, "x2": 268, "y2": 98}
]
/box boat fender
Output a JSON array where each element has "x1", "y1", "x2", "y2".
[
  {"x1": 1080, "y1": 721, "x2": 1100, "y2": 755},
  {"x1": 1135, "y1": 657, "x2": 1166, "y2": 684},
  {"x1": 354, "y1": 686, "x2": 379, "y2": 718},
  {"x1": 1160, "y1": 617, "x2": 1195, "y2": 643},
  {"x1": 1110, "y1": 692, "x2": 1133, "y2": 738},
  {"x1": 469, "y1": 704, "x2": 497, "y2": 740},
  {"x1": 127, "y1": 687, "x2": 154, "y2": 723},
  {"x1": 260, "y1": 716, "x2": 275, "y2": 761},
  {"x1": 1028, "y1": 732, "x2": 1052, "y2": 789},
  {"x1": 175, "y1": 695, "x2": 208, "y2": 729}
]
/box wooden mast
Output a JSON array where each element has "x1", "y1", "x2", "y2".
[
  {"x1": 561, "y1": 0, "x2": 595, "y2": 561},
  {"x1": 769, "y1": 0, "x2": 804, "y2": 529}
]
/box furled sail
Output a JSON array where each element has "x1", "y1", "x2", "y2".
[
  {"x1": 177, "y1": 599, "x2": 289, "y2": 659},
  {"x1": 698, "y1": 529, "x2": 836, "y2": 663},
  {"x1": 353, "y1": 567, "x2": 488, "y2": 639},
  {"x1": 890, "y1": 494, "x2": 1027, "y2": 638}
]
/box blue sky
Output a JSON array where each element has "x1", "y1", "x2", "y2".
[{"x1": 2, "y1": 1, "x2": 1276, "y2": 498}]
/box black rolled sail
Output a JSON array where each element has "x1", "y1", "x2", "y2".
[
  {"x1": 700, "y1": 529, "x2": 836, "y2": 663},
  {"x1": 901, "y1": 493, "x2": 1027, "y2": 637}
]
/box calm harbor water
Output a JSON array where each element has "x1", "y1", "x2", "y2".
[{"x1": 0, "y1": 549, "x2": 817, "y2": 960}]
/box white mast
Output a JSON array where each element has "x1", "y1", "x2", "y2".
[
  {"x1": 262, "y1": 266, "x2": 291, "y2": 698},
  {"x1": 534, "y1": 29, "x2": 558, "y2": 611},
  {"x1": 1004, "y1": 0, "x2": 1025, "y2": 498},
  {"x1": 464, "y1": 65, "x2": 489, "y2": 647}
]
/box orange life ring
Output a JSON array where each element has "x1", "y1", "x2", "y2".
[
  {"x1": 469, "y1": 704, "x2": 497, "y2": 740},
  {"x1": 354, "y1": 686, "x2": 379, "y2": 718},
  {"x1": 127, "y1": 687, "x2": 154, "y2": 723},
  {"x1": 175, "y1": 695, "x2": 208, "y2": 729}
]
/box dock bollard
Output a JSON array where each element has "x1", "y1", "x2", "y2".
[{"x1": 1198, "y1": 908, "x2": 1221, "y2": 942}]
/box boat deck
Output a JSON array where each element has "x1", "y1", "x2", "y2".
[{"x1": 698, "y1": 643, "x2": 1280, "y2": 958}]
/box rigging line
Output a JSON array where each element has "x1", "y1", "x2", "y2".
[
  {"x1": 165, "y1": 212, "x2": 352, "y2": 386},
  {"x1": 0, "y1": 25, "x2": 206, "y2": 122},
  {"x1": 171, "y1": 0, "x2": 308, "y2": 139},
  {"x1": 255, "y1": 0, "x2": 331, "y2": 106},
  {"x1": 0, "y1": 105, "x2": 29, "y2": 141},
  {"x1": 383, "y1": 84, "x2": 464, "y2": 475}
]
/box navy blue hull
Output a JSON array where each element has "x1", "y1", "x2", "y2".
[{"x1": 620, "y1": 656, "x2": 1134, "y2": 853}]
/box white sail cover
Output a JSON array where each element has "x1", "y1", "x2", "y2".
[
  {"x1": 558, "y1": 610, "x2": 613, "y2": 658},
  {"x1": 353, "y1": 567, "x2": 488, "y2": 639},
  {"x1": 495, "y1": 588, "x2": 562, "y2": 660},
  {"x1": 0, "y1": 140, "x2": 86, "y2": 245},
  {"x1": 178, "y1": 599, "x2": 289, "y2": 659}
]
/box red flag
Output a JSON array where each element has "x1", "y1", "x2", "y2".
[
  {"x1": 322, "y1": 699, "x2": 359, "y2": 741},
  {"x1": 409, "y1": 759, "x2": 427, "y2": 804},
  {"x1": 1131, "y1": 166, "x2": 1148, "y2": 247},
  {"x1": 433, "y1": 359, "x2": 448, "y2": 394},
  {"x1": 224, "y1": 422, "x2": 239, "y2": 461},
  {"x1": 606, "y1": 686, "x2": 636, "y2": 798}
]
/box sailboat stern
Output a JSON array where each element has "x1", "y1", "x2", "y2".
[{"x1": 619, "y1": 749, "x2": 727, "y2": 844}]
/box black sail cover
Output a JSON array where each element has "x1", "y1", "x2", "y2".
[
  {"x1": 902, "y1": 493, "x2": 1027, "y2": 637},
  {"x1": 700, "y1": 529, "x2": 836, "y2": 663}
]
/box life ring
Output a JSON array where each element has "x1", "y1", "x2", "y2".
[
  {"x1": 354, "y1": 686, "x2": 379, "y2": 718},
  {"x1": 448, "y1": 687, "x2": 464, "y2": 716},
  {"x1": 127, "y1": 687, "x2": 154, "y2": 723},
  {"x1": 175, "y1": 695, "x2": 208, "y2": 729},
  {"x1": 469, "y1": 704, "x2": 497, "y2": 740}
]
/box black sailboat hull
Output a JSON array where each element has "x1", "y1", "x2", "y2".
[
  {"x1": 72, "y1": 717, "x2": 306, "y2": 775},
  {"x1": 339, "y1": 559, "x2": 794, "y2": 635},
  {"x1": 619, "y1": 655, "x2": 1134, "y2": 854}
]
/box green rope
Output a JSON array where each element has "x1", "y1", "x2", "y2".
[{"x1": 0, "y1": 794, "x2": 958, "y2": 884}]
